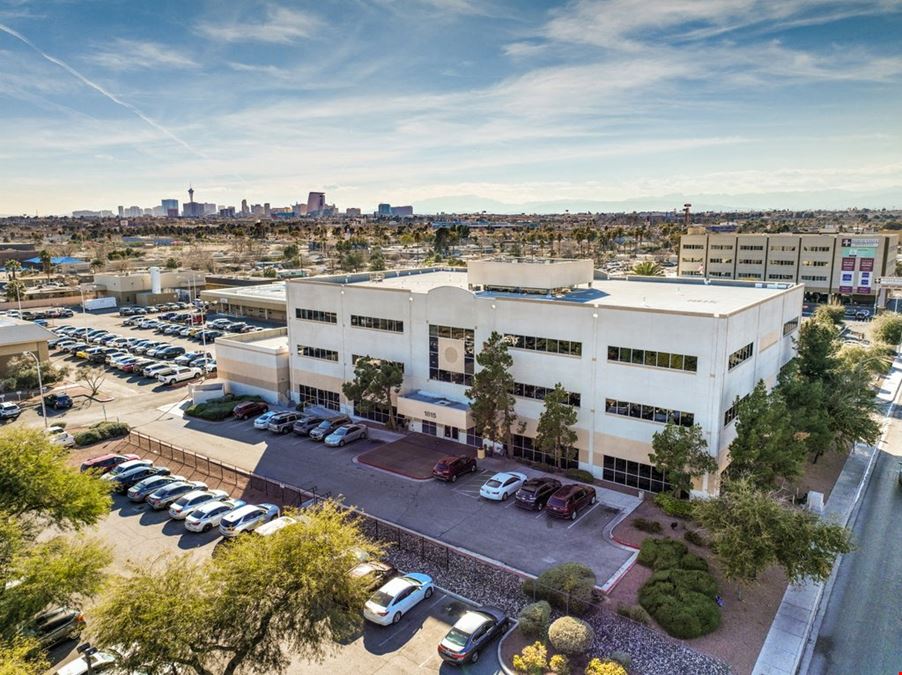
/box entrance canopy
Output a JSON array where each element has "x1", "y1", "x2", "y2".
[{"x1": 397, "y1": 390, "x2": 472, "y2": 429}]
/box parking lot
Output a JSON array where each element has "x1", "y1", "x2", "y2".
[{"x1": 48, "y1": 489, "x2": 506, "y2": 674}]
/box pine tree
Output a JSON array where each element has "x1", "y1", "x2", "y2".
[
  {"x1": 649, "y1": 423, "x2": 717, "y2": 497},
  {"x1": 535, "y1": 384, "x2": 578, "y2": 468},
  {"x1": 465, "y1": 332, "x2": 517, "y2": 454},
  {"x1": 341, "y1": 357, "x2": 403, "y2": 429}
]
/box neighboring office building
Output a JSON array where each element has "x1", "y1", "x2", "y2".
[
  {"x1": 0, "y1": 317, "x2": 55, "y2": 377},
  {"x1": 215, "y1": 328, "x2": 290, "y2": 404},
  {"x1": 93, "y1": 269, "x2": 205, "y2": 306},
  {"x1": 200, "y1": 282, "x2": 287, "y2": 322},
  {"x1": 285, "y1": 259, "x2": 802, "y2": 497},
  {"x1": 678, "y1": 232, "x2": 898, "y2": 303}
]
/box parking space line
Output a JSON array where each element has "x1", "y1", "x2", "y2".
[
  {"x1": 534, "y1": 509, "x2": 546, "y2": 519},
  {"x1": 567, "y1": 501, "x2": 602, "y2": 529},
  {"x1": 374, "y1": 592, "x2": 448, "y2": 648}
]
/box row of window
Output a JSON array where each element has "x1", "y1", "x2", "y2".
[
  {"x1": 710, "y1": 244, "x2": 732, "y2": 250},
  {"x1": 708, "y1": 258, "x2": 732, "y2": 264},
  {"x1": 802, "y1": 260, "x2": 829, "y2": 266},
  {"x1": 603, "y1": 455, "x2": 672, "y2": 494},
  {"x1": 738, "y1": 258, "x2": 763, "y2": 265},
  {"x1": 783, "y1": 317, "x2": 800, "y2": 335},
  {"x1": 723, "y1": 393, "x2": 749, "y2": 426},
  {"x1": 350, "y1": 314, "x2": 404, "y2": 333},
  {"x1": 513, "y1": 382, "x2": 581, "y2": 407},
  {"x1": 604, "y1": 399, "x2": 695, "y2": 427},
  {"x1": 296, "y1": 345, "x2": 339, "y2": 362},
  {"x1": 768, "y1": 274, "x2": 794, "y2": 280},
  {"x1": 428, "y1": 324, "x2": 475, "y2": 386},
  {"x1": 804, "y1": 245, "x2": 831, "y2": 252},
  {"x1": 607, "y1": 346, "x2": 698, "y2": 373},
  {"x1": 683, "y1": 244, "x2": 705, "y2": 250},
  {"x1": 298, "y1": 385, "x2": 340, "y2": 411},
  {"x1": 770, "y1": 245, "x2": 796, "y2": 252},
  {"x1": 801, "y1": 275, "x2": 828, "y2": 282},
  {"x1": 739, "y1": 245, "x2": 764, "y2": 251},
  {"x1": 505, "y1": 334, "x2": 583, "y2": 357},
  {"x1": 351, "y1": 354, "x2": 405, "y2": 372},
  {"x1": 770, "y1": 259, "x2": 795, "y2": 266},
  {"x1": 295, "y1": 308, "x2": 337, "y2": 324},
  {"x1": 728, "y1": 342, "x2": 754, "y2": 370},
  {"x1": 511, "y1": 434, "x2": 578, "y2": 470}
]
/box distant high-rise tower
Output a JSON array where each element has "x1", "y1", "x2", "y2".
[
  {"x1": 161, "y1": 199, "x2": 179, "y2": 218},
  {"x1": 188, "y1": 186, "x2": 195, "y2": 204},
  {"x1": 182, "y1": 186, "x2": 204, "y2": 218},
  {"x1": 306, "y1": 192, "x2": 326, "y2": 216},
  {"x1": 241, "y1": 199, "x2": 249, "y2": 216}
]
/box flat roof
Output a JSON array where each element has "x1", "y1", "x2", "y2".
[
  {"x1": 300, "y1": 267, "x2": 797, "y2": 315},
  {"x1": 202, "y1": 282, "x2": 287, "y2": 304},
  {"x1": 0, "y1": 317, "x2": 57, "y2": 346}
]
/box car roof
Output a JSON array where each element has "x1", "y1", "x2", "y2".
[
  {"x1": 226, "y1": 504, "x2": 264, "y2": 519},
  {"x1": 554, "y1": 484, "x2": 584, "y2": 497},
  {"x1": 490, "y1": 471, "x2": 526, "y2": 482},
  {"x1": 454, "y1": 610, "x2": 494, "y2": 633}
]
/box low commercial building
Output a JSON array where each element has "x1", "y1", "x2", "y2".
[
  {"x1": 0, "y1": 317, "x2": 55, "y2": 376},
  {"x1": 200, "y1": 283, "x2": 287, "y2": 322},
  {"x1": 214, "y1": 328, "x2": 290, "y2": 404},
  {"x1": 678, "y1": 231, "x2": 898, "y2": 303},
  {"x1": 93, "y1": 269, "x2": 205, "y2": 306},
  {"x1": 285, "y1": 259, "x2": 803, "y2": 497}
]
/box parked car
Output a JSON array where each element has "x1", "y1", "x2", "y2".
[
  {"x1": 479, "y1": 472, "x2": 528, "y2": 501},
  {"x1": 546, "y1": 484, "x2": 597, "y2": 520},
  {"x1": 105, "y1": 464, "x2": 171, "y2": 493},
  {"x1": 175, "y1": 351, "x2": 211, "y2": 366},
  {"x1": 158, "y1": 346, "x2": 186, "y2": 360},
  {"x1": 263, "y1": 411, "x2": 298, "y2": 434},
  {"x1": 127, "y1": 474, "x2": 186, "y2": 502},
  {"x1": 364, "y1": 573, "x2": 435, "y2": 626},
  {"x1": 0, "y1": 402, "x2": 22, "y2": 422},
  {"x1": 308, "y1": 416, "x2": 351, "y2": 441},
  {"x1": 142, "y1": 362, "x2": 171, "y2": 378},
  {"x1": 198, "y1": 359, "x2": 217, "y2": 374},
  {"x1": 42, "y1": 392, "x2": 74, "y2": 410},
  {"x1": 253, "y1": 411, "x2": 279, "y2": 430},
  {"x1": 168, "y1": 489, "x2": 229, "y2": 520},
  {"x1": 292, "y1": 415, "x2": 326, "y2": 436},
  {"x1": 56, "y1": 650, "x2": 117, "y2": 675},
  {"x1": 79, "y1": 452, "x2": 140, "y2": 474},
  {"x1": 218, "y1": 503, "x2": 280, "y2": 537},
  {"x1": 103, "y1": 458, "x2": 153, "y2": 479},
  {"x1": 184, "y1": 498, "x2": 247, "y2": 533},
  {"x1": 233, "y1": 400, "x2": 268, "y2": 420},
  {"x1": 25, "y1": 607, "x2": 84, "y2": 648},
  {"x1": 146, "y1": 480, "x2": 208, "y2": 510},
  {"x1": 348, "y1": 559, "x2": 398, "y2": 592},
  {"x1": 122, "y1": 358, "x2": 153, "y2": 374},
  {"x1": 514, "y1": 477, "x2": 563, "y2": 511},
  {"x1": 432, "y1": 455, "x2": 477, "y2": 482},
  {"x1": 253, "y1": 515, "x2": 301, "y2": 537},
  {"x1": 437, "y1": 606, "x2": 509, "y2": 665},
  {"x1": 158, "y1": 366, "x2": 201, "y2": 385},
  {"x1": 324, "y1": 423, "x2": 369, "y2": 447},
  {"x1": 47, "y1": 426, "x2": 75, "y2": 448}
]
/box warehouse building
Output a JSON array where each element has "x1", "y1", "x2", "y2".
[{"x1": 200, "y1": 282, "x2": 287, "y2": 323}]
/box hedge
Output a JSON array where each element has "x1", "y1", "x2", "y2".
[
  {"x1": 564, "y1": 468, "x2": 595, "y2": 484},
  {"x1": 654, "y1": 492, "x2": 694, "y2": 518},
  {"x1": 185, "y1": 395, "x2": 263, "y2": 421},
  {"x1": 517, "y1": 601, "x2": 551, "y2": 641},
  {"x1": 548, "y1": 616, "x2": 594, "y2": 655},
  {"x1": 74, "y1": 421, "x2": 130, "y2": 447},
  {"x1": 522, "y1": 562, "x2": 597, "y2": 615}
]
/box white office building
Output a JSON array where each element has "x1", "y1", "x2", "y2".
[{"x1": 284, "y1": 260, "x2": 803, "y2": 496}]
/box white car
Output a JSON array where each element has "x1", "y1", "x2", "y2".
[
  {"x1": 142, "y1": 362, "x2": 169, "y2": 378},
  {"x1": 55, "y1": 651, "x2": 117, "y2": 675},
  {"x1": 184, "y1": 498, "x2": 246, "y2": 533},
  {"x1": 479, "y1": 471, "x2": 528, "y2": 501},
  {"x1": 253, "y1": 514, "x2": 305, "y2": 537},
  {"x1": 364, "y1": 573, "x2": 435, "y2": 625},
  {"x1": 158, "y1": 366, "x2": 201, "y2": 385},
  {"x1": 218, "y1": 503, "x2": 280, "y2": 538},
  {"x1": 46, "y1": 426, "x2": 75, "y2": 448},
  {"x1": 253, "y1": 411, "x2": 278, "y2": 430},
  {"x1": 168, "y1": 489, "x2": 229, "y2": 520}
]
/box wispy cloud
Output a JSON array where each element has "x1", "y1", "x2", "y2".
[
  {"x1": 198, "y1": 5, "x2": 320, "y2": 44},
  {"x1": 85, "y1": 39, "x2": 198, "y2": 71}
]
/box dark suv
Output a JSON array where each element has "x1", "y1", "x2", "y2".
[
  {"x1": 514, "y1": 477, "x2": 563, "y2": 511},
  {"x1": 546, "y1": 484, "x2": 596, "y2": 520},
  {"x1": 80, "y1": 453, "x2": 140, "y2": 474},
  {"x1": 293, "y1": 415, "x2": 326, "y2": 436},
  {"x1": 26, "y1": 607, "x2": 85, "y2": 647},
  {"x1": 44, "y1": 392, "x2": 74, "y2": 410},
  {"x1": 158, "y1": 346, "x2": 186, "y2": 360},
  {"x1": 307, "y1": 415, "x2": 351, "y2": 441},
  {"x1": 233, "y1": 400, "x2": 268, "y2": 420},
  {"x1": 432, "y1": 455, "x2": 477, "y2": 482}
]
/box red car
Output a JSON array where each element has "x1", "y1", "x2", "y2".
[
  {"x1": 79, "y1": 453, "x2": 141, "y2": 474},
  {"x1": 432, "y1": 455, "x2": 477, "y2": 483},
  {"x1": 545, "y1": 484, "x2": 596, "y2": 520},
  {"x1": 232, "y1": 400, "x2": 269, "y2": 420}
]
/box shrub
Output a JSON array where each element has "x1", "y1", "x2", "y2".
[
  {"x1": 1, "y1": 356, "x2": 69, "y2": 392},
  {"x1": 639, "y1": 568, "x2": 720, "y2": 638},
  {"x1": 636, "y1": 537, "x2": 688, "y2": 570},
  {"x1": 872, "y1": 312, "x2": 902, "y2": 345},
  {"x1": 631, "y1": 517, "x2": 663, "y2": 534},
  {"x1": 684, "y1": 529, "x2": 707, "y2": 547},
  {"x1": 549, "y1": 654, "x2": 571, "y2": 675},
  {"x1": 522, "y1": 562, "x2": 597, "y2": 614},
  {"x1": 517, "y1": 601, "x2": 551, "y2": 641},
  {"x1": 616, "y1": 603, "x2": 651, "y2": 625},
  {"x1": 548, "y1": 616, "x2": 594, "y2": 655},
  {"x1": 585, "y1": 659, "x2": 627, "y2": 675},
  {"x1": 654, "y1": 492, "x2": 694, "y2": 518},
  {"x1": 512, "y1": 641, "x2": 547, "y2": 675},
  {"x1": 564, "y1": 468, "x2": 595, "y2": 484},
  {"x1": 185, "y1": 395, "x2": 262, "y2": 421},
  {"x1": 74, "y1": 421, "x2": 130, "y2": 447},
  {"x1": 813, "y1": 303, "x2": 845, "y2": 326}
]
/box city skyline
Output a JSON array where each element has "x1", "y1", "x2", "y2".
[{"x1": 1, "y1": 0, "x2": 902, "y2": 215}]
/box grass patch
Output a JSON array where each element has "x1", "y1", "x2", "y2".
[
  {"x1": 74, "y1": 421, "x2": 130, "y2": 447},
  {"x1": 185, "y1": 395, "x2": 262, "y2": 421}
]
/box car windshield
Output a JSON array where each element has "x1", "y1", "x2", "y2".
[
  {"x1": 315, "y1": 421, "x2": 331, "y2": 430},
  {"x1": 369, "y1": 591, "x2": 392, "y2": 608},
  {"x1": 486, "y1": 480, "x2": 502, "y2": 488},
  {"x1": 333, "y1": 427, "x2": 348, "y2": 436},
  {"x1": 443, "y1": 627, "x2": 469, "y2": 648}
]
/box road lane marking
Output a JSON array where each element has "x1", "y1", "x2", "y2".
[{"x1": 567, "y1": 501, "x2": 602, "y2": 529}]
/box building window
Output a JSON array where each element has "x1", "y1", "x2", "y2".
[
  {"x1": 769, "y1": 259, "x2": 796, "y2": 266},
  {"x1": 297, "y1": 345, "x2": 339, "y2": 362},
  {"x1": 444, "y1": 425, "x2": 459, "y2": 439},
  {"x1": 723, "y1": 394, "x2": 749, "y2": 426},
  {"x1": 737, "y1": 258, "x2": 763, "y2": 265},
  {"x1": 801, "y1": 275, "x2": 828, "y2": 282},
  {"x1": 604, "y1": 398, "x2": 695, "y2": 427},
  {"x1": 354, "y1": 401, "x2": 398, "y2": 425},
  {"x1": 682, "y1": 244, "x2": 705, "y2": 250},
  {"x1": 783, "y1": 317, "x2": 800, "y2": 335},
  {"x1": 768, "y1": 274, "x2": 794, "y2": 280},
  {"x1": 466, "y1": 427, "x2": 483, "y2": 448},
  {"x1": 603, "y1": 455, "x2": 672, "y2": 493},
  {"x1": 710, "y1": 244, "x2": 733, "y2": 250},
  {"x1": 708, "y1": 257, "x2": 733, "y2": 265},
  {"x1": 770, "y1": 245, "x2": 797, "y2": 252},
  {"x1": 298, "y1": 385, "x2": 340, "y2": 411},
  {"x1": 739, "y1": 244, "x2": 765, "y2": 251},
  {"x1": 709, "y1": 272, "x2": 733, "y2": 278},
  {"x1": 802, "y1": 260, "x2": 829, "y2": 267},
  {"x1": 295, "y1": 308, "x2": 336, "y2": 323},
  {"x1": 513, "y1": 382, "x2": 581, "y2": 407},
  {"x1": 607, "y1": 346, "x2": 698, "y2": 373},
  {"x1": 428, "y1": 324, "x2": 475, "y2": 386},
  {"x1": 803, "y1": 245, "x2": 831, "y2": 252},
  {"x1": 511, "y1": 434, "x2": 577, "y2": 470},
  {"x1": 728, "y1": 343, "x2": 753, "y2": 370},
  {"x1": 350, "y1": 314, "x2": 404, "y2": 333},
  {"x1": 681, "y1": 257, "x2": 704, "y2": 264},
  {"x1": 422, "y1": 420, "x2": 437, "y2": 436},
  {"x1": 352, "y1": 354, "x2": 405, "y2": 373},
  {"x1": 506, "y1": 334, "x2": 583, "y2": 357}
]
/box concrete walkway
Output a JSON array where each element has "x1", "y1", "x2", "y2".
[{"x1": 753, "y1": 356, "x2": 902, "y2": 675}]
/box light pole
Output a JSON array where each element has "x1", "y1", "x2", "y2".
[
  {"x1": 78, "y1": 284, "x2": 92, "y2": 341},
  {"x1": 24, "y1": 351, "x2": 48, "y2": 430}
]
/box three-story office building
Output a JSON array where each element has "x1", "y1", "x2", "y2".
[{"x1": 286, "y1": 260, "x2": 802, "y2": 496}]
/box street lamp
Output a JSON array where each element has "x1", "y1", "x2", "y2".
[
  {"x1": 76, "y1": 643, "x2": 99, "y2": 674},
  {"x1": 24, "y1": 351, "x2": 48, "y2": 430}
]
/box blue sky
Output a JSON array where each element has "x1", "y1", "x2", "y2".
[{"x1": 1, "y1": 0, "x2": 901, "y2": 215}]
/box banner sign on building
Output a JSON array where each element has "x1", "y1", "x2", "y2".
[
  {"x1": 839, "y1": 271, "x2": 854, "y2": 294},
  {"x1": 859, "y1": 257, "x2": 875, "y2": 272},
  {"x1": 841, "y1": 257, "x2": 856, "y2": 271},
  {"x1": 856, "y1": 271, "x2": 873, "y2": 295}
]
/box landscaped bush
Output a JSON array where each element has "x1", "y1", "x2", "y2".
[
  {"x1": 684, "y1": 529, "x2": 708, "y2": 547},
  {"x1": 564, "y1": 468, "x2": 595, "y2": 484},
  {"x1": 639, "y1": 568, "x2": 720, "y2": 639},
  {"x1": 522, "y1": 562, "x2": 597, "y2": 615},
  {"x1": 654, "y1": 492, "x2": 694, "y2": 518},
  {"x1": 512, "y1": 641, "x2": 547, "y2": 675},
  {"x1": 74, "y1": 421, "x2": 130, "y2": 447},
  {"x1": 548, "y1": 616, "x2": 594, "y2": 655},
  {"x1": 517, "y1": 601, "x2": 551, "y2": 640},
  {"x1": 616, "y1": 603, "x2": 652, "y2": 625},
  {"x1": 0, "y1": 356, "x2": 69, "y2": 393},
  {"x1": 584, "y1": 658, "x2": 627, "y2": 675},
  {"x1": 872, "y1": 312, "x2": 902, "y2": 345},
  {"x1": 631, "y1": 517, "x2": 663, "y2": 534},
  {"x1": 549, "y1": 654, "x2": 571, "y2": 675},
  {"x1": 185, "y1": 395, "x2": 262, "y2": 421},
  {"x1": 636, "y1": 537, "x2": 688, "y2": 570}
]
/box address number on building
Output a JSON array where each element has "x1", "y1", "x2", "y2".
[{"x1": 424, "y1": 411, "x2": 437, "y2": 419}]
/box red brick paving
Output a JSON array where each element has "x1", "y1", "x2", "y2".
[{"x1": 356, "y1": 432, "x2": 476, "y2": 479}]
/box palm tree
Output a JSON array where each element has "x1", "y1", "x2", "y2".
[
  {"x1": 631, "y1": 261, "x2": 664, "y2": 277},
  {"x1": 4, "y1": 259, "x2": 21, "y2": 280},
  {"x1": 38, "y1": 249, "x2": 53, "y2": 280}
]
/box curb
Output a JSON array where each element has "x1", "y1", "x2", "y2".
[
  {"x1": 496, "y1": 619, "x2": 520, "y2": 675},
  {"x1": 600, "y1": 495, "x2": 641, "y2": 593}
]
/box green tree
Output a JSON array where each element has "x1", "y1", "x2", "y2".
[
  {"x1": 693, "y1": 479, "x2": 854, "y2": 587},
  {"x1": 726, "y1": 381, "x2": 807, "y2": 487},
  {"x1": 341, "y1": 356, "x2": 404, "y2": 429},
  {"x1": 796, "y1": 318, "x2": 841, "y2": 380},
  {"x1": 0, "y1": 638, "x2": 47, "y2": 675},
  {"x1": 282, "y1": 243, "x2": 299, "y2": 260},
  {"x1": 165, "y1": 257, "x2": 179, "y2": 269},
  {"x1": 812, "y1": 303, "x2": 845, "y2": 327},
  {"x1": 3, "y1": 280, "x2": 24, "y2": 304},
  {"x1": 3, "y1": 260, "x2": 20, "y2": 280},
  {"x1": 38, "y1": 250, "x2": 52, "y2": 279},
  {"x1": 340, "y1": 251, "x2": 364, "y2": 272},
  {"x1": 262, "y1": 267, "x2": 277, "y2": 278},
  {"x1": 1, "y1": 356, "x2": 69, "y2": 392},
  {"x1": 535, "y1": 384, "x2": 578, "y2": 469},
  {"x1": 368, "y1": 246, "x2": 386, "y2": 271},
  {"x1": 90, "y1": 503, "x2": 380, "y2": 675},
  {"x1": 871, "y1": 312, "x2": 902, "y2": 345},
  {"x1": 465, "y1": 332, "x2": 517, "y2": 454},
  {"x1": 649, "y1": 423, "x2": 717, "y2": 497},
  {"x1": 630, "y1": 261, "x2": 664, "y2": 276}
]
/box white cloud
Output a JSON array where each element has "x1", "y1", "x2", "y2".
[
  {"x1": 85, "y1": 39, "x2": 198, "y2": 71},
  {"x1": 198, "y1": 5, "x2": 320, "y2": 44},
  {"x1": 502, "y1": 41, "x2": 547, "y2": 58}
]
